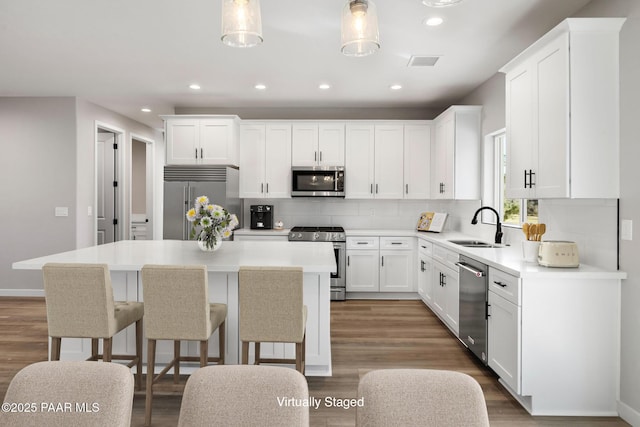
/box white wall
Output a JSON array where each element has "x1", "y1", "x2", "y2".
[
  {"x1": 0, "y1": 97, "x2": 77, "y2": 293},
  {"x1": 75, "y1": 99, "x2": 164, "y2": 249},
  {"x1": 571, "y1": 0, "x2": 640, "y2": 423}
]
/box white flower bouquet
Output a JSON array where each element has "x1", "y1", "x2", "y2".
[{"x1": 186, "y1": 195, "x2": 239, "y2": 250}]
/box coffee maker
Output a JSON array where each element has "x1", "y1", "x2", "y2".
[{"x1": 250, "y1": 205, "x2": 273, "y2": 229}]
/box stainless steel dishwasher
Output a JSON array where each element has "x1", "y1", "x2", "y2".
[{"x1": 457, "y1": 255, "x2": 489, "y2": 365}]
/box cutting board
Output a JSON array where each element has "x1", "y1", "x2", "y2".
[{"x1": 416, "y1": 212, "x2": 448, "y2": 233}]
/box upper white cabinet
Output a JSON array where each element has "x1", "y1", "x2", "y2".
[
  {"x1": 431, "y1": 106, "x2": 482, "y2": 200},
  {"x1": 404, "y1": 124, "x2": 431, "y2": 199},
  {"x1": 345, "y1": 122, "x2": 425, "y2": 200},
  {"x1": 239, "y1": 122, "x2": 291, "y2": 198},
  {"x1": 500, "y1": 18, "x2": 625, "y2": 199},
  {"x1": 291, "y1": 122, "x2": 345, "y2": 166},
  {"x1": 163, "y1": 115, "x2": 239, "y2": 166}
]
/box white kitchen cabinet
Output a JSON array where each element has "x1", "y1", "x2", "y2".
[
  {"x1": 416, "y1": 241, "x2": 433, "y2": 305},
  {"x1": 345, "y1": 123, "x2": 405, "y2": 199},
  {"x1": 488, "y1": 290, "x2": 521, "y2": 393},
  {"x1": 431, "y1": 106, "x2": 481, "y2": 200},
  {"x1": 163, "y1": 116, "x2": 239, "y2": 166},
  {"x1": 429, "y1": 244, "x2": 459, "y2": 335},
  {"x1": 239, "y1": 122, "x2": 291, "y2": 198},
  {"x1": 346, "y1": 237, "x2": 379, "y2": 292},
  {"x1": 403, "y1": 124, "x2": 431, "y2": 199},
  {"x1": 291, "y1": 122, "x2": 345, "y2": 166},
  {"x1": 501, "y1": 18, "x2": 625, "y2": 199},
  {"x1": 346, "y1": 236, "x2": 415, "y2": 293}
]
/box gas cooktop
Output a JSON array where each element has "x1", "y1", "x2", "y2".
[{"x1": 289, "y1": 226, "x2": 345, "y2": 242}]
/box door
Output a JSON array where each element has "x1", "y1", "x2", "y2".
[
  {"x1": 166, "y1": 119, "x2": 199, "y2": 165},
  {"x1": 239, "y1": 124, "x2": 266, "y2": 198},
  {"x1": 404, "y1": 124, "x2": 431, "y2": 199},
  {"x1": 163, "y1": 181, "x2": 189, "y2": 240},
  {"x1": 264, "y1": 124, "x2": 292, "y2": 198},
  {"x1": 379, "y1": 250, "x2": 413, "y2": 291},
  {"x1": 374, "y1": 125, "x2": 404, "y2": 199},
  {"x1": 97, "y1": 131, "x2": 117, "y2": 245},
  {"x1": 200, "y1": 119, "x2": 232, "y2": 164},
  {"x1": 345, "y1": 124, "x2": 375, "y2": 199},
  {"x1": 488, "y1": 291, "x2": 521, "y2": 393},
  {"x1": 318, "y1": 123, "x2": 345, "y2": 166},
  {"x1": 291, "y1": 123, "x2": 318, "y2": 166},
  {"x1": 346, "y1": 250, "x2": 379, "y2": 292}
]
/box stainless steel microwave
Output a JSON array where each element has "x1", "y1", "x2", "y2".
[{"x1": 291, "y1": 166, "x2": 345, "y2": 197}]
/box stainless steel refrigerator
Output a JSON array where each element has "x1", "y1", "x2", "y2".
[{"x1": 163, "y1": 165, "x2": 242, "y2": 240}]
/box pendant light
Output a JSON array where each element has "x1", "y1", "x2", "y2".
[
  {"x1": 341, "y1": 0, "x2": 380, "y2": 57},
  {"x1": 221, "y1": 0, "x2": 263, "y2": 48},
  {"x1": 422, "y1": 0, "x2": 464, "y2": 7}
]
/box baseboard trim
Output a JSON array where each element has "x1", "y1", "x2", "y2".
[
  {"x1": 0, "y1": 289, "x2": 44, "y2": 297},
  {"x1": 618, "y1": 400, "x2": 640, "y2": 426}
]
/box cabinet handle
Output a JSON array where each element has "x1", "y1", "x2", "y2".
[
  {"x1": 266, "y1": 183, "x2": 269, "y2": 193},
  {"x1": 442, "y1": 273, "x2": 446, "y2": 286},
  {"x1": 493, "y1": 280, "x2": 508, "y2": 288},
  {"x1": 530, "y1": 170, "x2": 536, "y2": 187},
  {"x1": 261, "y1": 183, "x2": 264, "y2": 193},
  {"x1": 486, "y1": 302, "x2": 491, "y2": 319},
  {"x1": 347, "y1": 255, "x2": 350, "y2": 266},
  {"x1": 523, "y1": 169, "x2": 528, "y2": 189},
  {"x1": 200, "y1": 148, "x2": 203, "y2": 159},
  {"x1": 320, "y1": 151, "x2": 323, "y2": 162},
  {"x1": 315, "y1": 151, "x2": 317, "y2": 162},
  {"x1": 195, "y1": 148, "x2": 198, "y2": 159},
  {"x1": 381, "y1": 256, "x2": 384, "y2": 267},
  {"x1": 420, "y1": 260, "x2": 425, "y2": 272},
  {"x1": 370, "y1": 184, "x2": 373, "y2": 194},
  {"x1": 376, "y1": 184, "x2": 379, "y2": 194},
  {"x1": 357, "y1": 242, "x2": 368, "y2": 245},
  {"x1": 391, "y1": 242, "x2": 402, "y2": 245},
  {"x1": 406, "y1": 184, "x2": 409, "y2": 194},
  {"x1": 420, "y1": 245, "x2": 427, "y2": 249}
]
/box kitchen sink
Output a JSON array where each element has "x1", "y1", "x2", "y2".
[{"x1": 448, "y1": 239, "x2": 502, "y2": 248}]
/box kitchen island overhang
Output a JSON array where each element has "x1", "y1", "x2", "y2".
[{"x1": 12, "y1": 239, "x2": 336, "y2": 376}]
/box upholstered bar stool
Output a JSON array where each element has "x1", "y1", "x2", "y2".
[
  {"x1": 356, "y1": 369, "x2": 490, "y2": 427},
  {"x1": 178, "y1": 365, "x2": 309, "y2": 427},
  {"x1": 239, "y1": 266, "x2": 307, "y2": 374},
  {"x1": 1, "y1": 361, "x2": 134, "y2": 427},
  {"x1": 141, "y1": 264, "x2": 227, "y2": 427},
  {"x1": 42, "y1": 263, "x2": 144, "y2": 390}
]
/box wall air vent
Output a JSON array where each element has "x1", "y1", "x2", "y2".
[{"x1": 407, "y1": 55, "x2": 440, "y2": 67}]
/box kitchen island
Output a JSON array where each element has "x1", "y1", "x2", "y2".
[{"x1": 12, "y1": 239, "x2": 336, "y2": 376}]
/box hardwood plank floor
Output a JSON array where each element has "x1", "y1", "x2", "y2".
[{"x1": 0, "y1": 297, "x2": 629, "y2": 426}]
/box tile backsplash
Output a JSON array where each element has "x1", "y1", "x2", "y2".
[{"x1": 243, "y1": 197, "x2": 619, "y2": 270}]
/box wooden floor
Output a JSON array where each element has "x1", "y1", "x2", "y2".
[{"x1": 0, "y1": 297, "x2": 630, "y2": 426}]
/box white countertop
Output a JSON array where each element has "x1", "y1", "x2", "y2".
[
  {"x1": 12, "y1": 240, "x2": 337, "y2": 274},
  {"x1": 347, "y1": 229, "x2": 626, "y2": 280}
]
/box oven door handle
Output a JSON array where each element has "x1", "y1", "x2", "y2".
[{"x1": 455, "y1": 262, "x2": 485, "y2": 278}]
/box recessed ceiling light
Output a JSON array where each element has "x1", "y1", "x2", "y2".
[
  {"x1": 141, "y1": 108, "x2": 151, "y2": 113},
  {"x1": 254, "y1": 84, "x2": 267, "y2": 90},
  {"x1": 319, "y1": 83, "x2": 331, "y2": 90},
  {"x1": 424, "y1": 17, "x2": 444, "y2": 26},
  {"x1": 422, "y1": 0, "x2": 464, "y2": 7},
  {"x1": 189, "y1": 84, "x2": 201, "y2": 90},
  {"x1": 390, "y1": 84, "x2": 402, "y2": 90}
]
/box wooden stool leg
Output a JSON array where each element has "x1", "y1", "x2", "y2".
[
  {"x1": 242, "y1": 341, "x2": 249, "y2": 365},
  {"x1": 135, "y1": 319, "x2": 143, "y2": 390},
  {"x1": 296, "y1": 342, "x2": 302, "y2": 373},
  {"x1": 302, "y1": 333, "x2": 306, "y2": 375},
  {"x1": 218, "y1": 321, "x2": 225, "y2": 365},
  {"x1": 255, "y1": 342, "x2": 261, "y2": 365},
  {"x1": 91, "y1": 338, "x2": 99, "y2": 360},
  {"x1": 145, "y1": 339, "x2": 156, "y2": 427},
  {"x1": 103, "y1": 338, "x2": 112, "y2": 363},
  {"x1": 200, "y1": 341, "x2": 208, "y2": 367},
  {"x1": 51, "y1": 337, "x2": 61, "y2": 361},
  {"x1": 174, "y1": 341, "x2": 180, "y2": 383}
]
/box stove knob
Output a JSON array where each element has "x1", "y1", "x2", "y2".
[
  {"x1": 313, "y1": 232, "x2": 320, "y2": 240},
  {"x1": 289, "y1": 233, "x2": 295, "y2": 240},
  {"x1": 297, "y1": 233, "x2": 303, "y2": 239}
]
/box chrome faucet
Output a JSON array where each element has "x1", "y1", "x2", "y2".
[{"x1": 471, "y1": 206, "x2": 503, "y2": 244}]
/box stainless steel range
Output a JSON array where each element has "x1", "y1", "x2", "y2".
[{"x1": 289, "y1": 226, "x2": 346, "y2": 301}]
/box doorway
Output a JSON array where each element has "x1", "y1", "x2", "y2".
[
  {"x1": 130, "y1": 134, "x2": 155, "y2": 240},
  {"x1": 95, "y1": 123, "x2": 125, "y2": 245}
]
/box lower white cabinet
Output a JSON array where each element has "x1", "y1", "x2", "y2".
[
  {"x1": 431, "y1": 260, "x2": 459, "y2": 335},
  {"x1": 416, "y1": 241, "x2": 433, "y2": 305},
  {"x1": 346, "y1": 236, "x2": 415, "y2": 293},
  {"x1": 488, "y1": 290, "x2": 521, "y2": 393}
]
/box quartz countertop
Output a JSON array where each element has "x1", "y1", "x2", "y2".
[{"x1": 12, "y1": 240, "x2": 337, "y2": 273}]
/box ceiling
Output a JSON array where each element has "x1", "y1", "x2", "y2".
[{"x1": 0, "y1": 0, "x2": 593, "y2": 129}]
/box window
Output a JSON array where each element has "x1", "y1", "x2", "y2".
[{"x1": 485, "y1": 130, "x2": 538, "y2": 227}]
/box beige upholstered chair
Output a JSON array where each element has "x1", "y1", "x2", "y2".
[
  {"x1": 178, "y1": 365, "x2": 309, "y2": 427},
  {"x1": 0, "y1": 360, "x2": 134, "y2": 427},
  {"x1": 239, "y1": 266, "x2": 307, "y2": 374},
  {"x1": 141, "y1": 264, "x2": 227, "y2": 427},
  {"x1": 356, "y1": 369, "x2": 490, "y2": 427},
  {"x1": 42, "y1": 263, "x2": 144, "y2": 389}
]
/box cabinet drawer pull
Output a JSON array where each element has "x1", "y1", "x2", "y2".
[
  {"x1": 391, "y1": 242, "x2": 402, "y2": 245},
  {"x1": 356, "y1": 242, "x2": 368, "y2": 245},
  {"x1": 493, "y1": 280, "x2": 508, "y2": 288}
]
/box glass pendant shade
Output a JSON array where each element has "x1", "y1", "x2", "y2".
[
  {"x1": 341, "y1": 0, "x2": 380, "y2": 57},
  {"x1": 221, "y1": 0, "x2": 263, "y2": 48}
]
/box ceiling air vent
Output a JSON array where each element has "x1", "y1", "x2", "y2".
[{"x1": 407, "y1": 55, "x2": 440, "y2": 67}]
